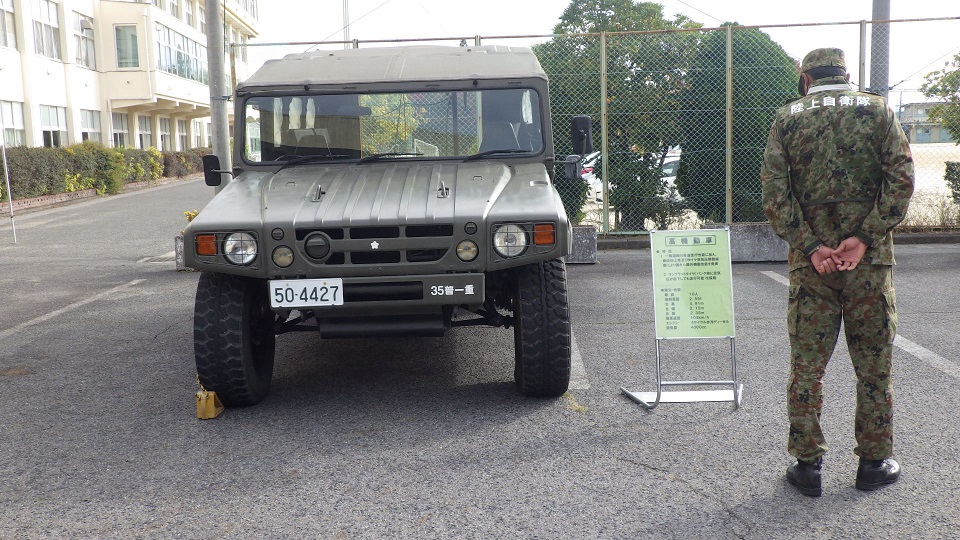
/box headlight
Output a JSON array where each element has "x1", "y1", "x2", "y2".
[
  {"x1": 493, "y1": 224, "x2": 528, "y2": 258},
  {"x1": 272, "y1": 246, "x2": 294, "y2": 267},
  {"x1": 456, "y1": 240, "x2": 479, "y2": 262},
  {"x1": 223, "y1": 232, "x2": 258, "y2": 265}
]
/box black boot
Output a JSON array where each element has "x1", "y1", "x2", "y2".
[
  {"x1": 786, "y1": 457, "x2": 822, "y2": 497},
  {"x1": 856, "y1": 458, "x2": 900, "y2": 491}
]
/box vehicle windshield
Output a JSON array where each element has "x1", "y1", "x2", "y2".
[{"x1": 242, "y1": 88, "x2": 544, "y2": 163}]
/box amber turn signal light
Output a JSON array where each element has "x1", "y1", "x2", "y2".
[
  {"x1": 195, "y1": 234, "x2": 217, "y2": 256},
  {"x1": 534, "y1": 223, "x2": 555, "y2": 245}
]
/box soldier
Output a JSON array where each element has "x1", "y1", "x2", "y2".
[{"x1": 760, "y1": 47, "x2": 914, "y2": 497}]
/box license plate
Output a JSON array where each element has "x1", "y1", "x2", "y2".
[{"x1": 269, "y1": 279, "x2": 344, "y2": 308}]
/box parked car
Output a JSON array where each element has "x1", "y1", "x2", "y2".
[{"x1": 582, "y1": 150, "x2": 681, "y2": 203}]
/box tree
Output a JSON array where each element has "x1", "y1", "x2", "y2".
[
  {"x1": 921, "y1": 52, "x2": 960, "y2": 144},
  {"x1": 533, "y1": 0, "x2": 701, "y2": 228},
  {"x1": 360, "y1": 94, "x2": 421, "y2": 153},
  {"x1": 676, "y1": 24, "x2": 796, "y2": 223}
]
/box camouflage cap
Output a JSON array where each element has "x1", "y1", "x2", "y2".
[{"x1": 801, "y1": 48, "x2": 846, "y2": 73}]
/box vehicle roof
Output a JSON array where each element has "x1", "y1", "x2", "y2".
[{"x1": 239, "y1": 45, "x2": 547, "y2": 89}]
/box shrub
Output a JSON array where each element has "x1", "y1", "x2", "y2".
[
  {"x1": 148, "y1": 148, "x2": 164, "y2": 179},
  {"x1": 160, "y1": 148, "x2": 207, "y2": 178},
  {"x1": 946, "y1": 162, "x2": 960, "y2": 206},
  {"x1": 118, "y1": 148, "x2": 157, "y2": 183},
  {"x1": 2, "y1": 146, "x2": 69, "y2": 199},
  {"x1": 66, "y1": 142, "x2": 126, "y2": 195}
]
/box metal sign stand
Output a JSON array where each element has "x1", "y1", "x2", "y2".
[
  {"x1": 620, "y1": 228, "x2": 742, "y2": 410},
  {"x1": 620, "y1": 337, "x2": 742, "y2": 409}
]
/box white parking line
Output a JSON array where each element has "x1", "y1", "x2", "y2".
[
  {"x1": 569, "y1": 332, "x2": 590, "y2": 389},
  {"x1": 760, "y1": 270, "x2": 790, "y2": 287},
  {"x1": 0, "y1": 279, "x2": 146, "y2": 341},
  {"x1": 892, "y1": 335, "x2": 960, "y2": 379},
  {"x1": 760, "y1": 270, "x2": 960, "y2": 380}
]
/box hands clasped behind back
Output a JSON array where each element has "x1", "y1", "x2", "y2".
[{"x1": 810, "y1": 237, "x2": 868, "y2": 275}]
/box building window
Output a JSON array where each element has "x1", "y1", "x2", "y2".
[
  {"x1": 185, "y1": 0, "x2": 194, "y2": 27},
  {"x1": 74, "y1": 13, "x2": 96, "y2": 69},
  {"x1": 167, "y1": 0, "x2": 178, "y2": 18},
  {"x1": 152, "y1": 0, "x2": 162, "y2": 8},
  {"x1": 80, "y1": 109, "x2": 101, "y2": 143},
  {"x1": 198, "y1": 6, "x2": 204, "y2": 33},
  {"x1": 0, "y1": 0, "x2": 16, "y2": 49},
  {"x1": 115, "y1": 25, "x2": 139, "y2": 68},
  {"x1": 1, "y1": 100, "x2": 25, "y2": 146},
  {"x1": 177, "y1": 119, "x2": 187, "y2": 150},
  {"x1": 193, "y1": 119, "x2": 203, "y2": 147},
  {"x1": 206, "y1": 121, "x2": 211, "y2": 146},
  {"x1": 155, "y1": 23, "x2": 208, "y2": 83},
  {"x1": 112, "y1": 112, "x2": 129, "y2": 147},
  {"x1": 40, "y1": 105, "x2": 67, "y2": 147},
  {"x1": 138, "y1": 115, "x2": 153, "y2": 149},
  {"x1": 159, "y1": 118, "x2": 171, "y2": 151},
  {"x1": 33, "y1": 0, "x2": 62, "y2": 60}
]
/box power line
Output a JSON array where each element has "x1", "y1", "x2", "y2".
[
  {"x1": 674, "y1": 0, "x2": 724, "y2": 25},
  {"x1": 889, "y1": 44, "x2": 960, "y2": 90}
]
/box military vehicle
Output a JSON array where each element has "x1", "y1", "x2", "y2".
[{"x1": 186, "y1": 45, "x2": 592, "y2": 406}]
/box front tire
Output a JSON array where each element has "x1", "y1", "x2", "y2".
[
  {"x1": 513, "y1": 259, "x2": 571, "y2": 397},
  {"x1": 194, "y1": 272, "x2": 276, "y2": 406}
]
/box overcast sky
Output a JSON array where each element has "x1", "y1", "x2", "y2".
[{"x1": 246, "y1": 1, "x2": 960, "y2": 105}]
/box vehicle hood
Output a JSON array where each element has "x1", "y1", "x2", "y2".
[{"x1": 195, "y1": 162, "x2": 551, "y2": 227}]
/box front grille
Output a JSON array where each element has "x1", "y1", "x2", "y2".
[
  {"x1": 350, "y1": 226, "x2": 400, "y2": 239},
  {"x1": 407, "y1": 249, "x2": 448, "y2": 263},
  {"x1": 407, "y1": 224, "x2": 454, "y2": 237},
  {"x1": 351, "y1": 251, "x2": 402, "y2": 264},
  {"x1": 295, "y1": 224, "x2": 455, "y2": 266}
]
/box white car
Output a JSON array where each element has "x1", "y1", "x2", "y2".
[{"x1": 582, "y1": 152, "x2": 681, "y2": 203}]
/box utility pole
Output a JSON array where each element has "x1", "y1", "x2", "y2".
[
  {"x1": 869, "y1": 0, "x2": 890, "y2": 99},
  {"x1": 343, "y1": 0, "x2": 350, "y2": 49},
  {"x1": 205, "y1": 0, "x2": 232, "y2": 191}
]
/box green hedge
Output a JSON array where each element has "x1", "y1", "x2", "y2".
[
  {"x1": 161, "y1": 147, "x2": 210, "y2": 178},
  {"x1": 946, "y1": 161, "x2": 960, "y2": 206},
  {"x1": 0, "y1": 143, "x2": 209, "y2": 202}
]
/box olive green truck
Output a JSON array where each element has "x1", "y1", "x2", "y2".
[{"x1": 185, "y1": 45, "x2": 593, "y2": 406}]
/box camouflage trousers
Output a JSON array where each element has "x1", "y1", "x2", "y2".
[{"x1": 786, "y1": 264, "x2": 897, "y2": 462}]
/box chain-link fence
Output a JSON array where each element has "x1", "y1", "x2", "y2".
[{"x1": 237, "y1": 17, "x2": 960, "y2": 234}]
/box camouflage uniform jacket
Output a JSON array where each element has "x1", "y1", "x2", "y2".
[{"x1": 761, "y1": 77, "x2": 914, "y2": 271}]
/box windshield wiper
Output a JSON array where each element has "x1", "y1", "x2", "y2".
[
  {"x1": 273, "y1": 153, "x2": 352, "y2": 172},
  {"x1": 462, "y1": 149, "x2": 529, "y2": 162},
  {"x1": 356, "y1": 151, "x2": 424, "y2": 164}
]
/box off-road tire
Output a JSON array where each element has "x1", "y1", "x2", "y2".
[
  {"x1": 194, "y1": 272, "x2": 276, "y2": 406},
  {"x1": 513, "y1": 258, "x2": 571, "y2": 397}
]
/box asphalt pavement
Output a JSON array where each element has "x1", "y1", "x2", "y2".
[{"x1": 1, "y1": 179, "x2": 958, "y2": 539}]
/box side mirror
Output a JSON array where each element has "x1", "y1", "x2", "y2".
[
  {"x1": 202, "y1": 154, "x2": 232, "y2": 187},
  {"x1": 571, "y1": 115, "x2": 593, "y2": 155}
]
